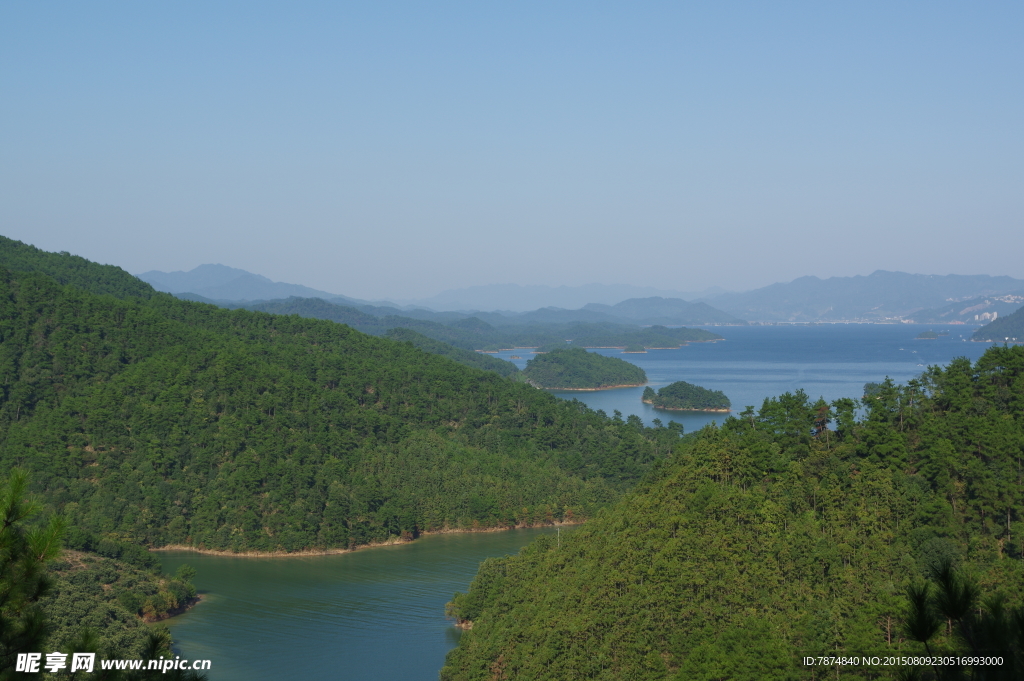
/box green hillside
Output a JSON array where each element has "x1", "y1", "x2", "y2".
[
  {"x1": 522, "y1": 347, "x2": 647, "y2": 390},
  {"x1": 972, "y1": 304, "x2": 1024, "y2": 342},
  {"x1": 1, "y1": 470, "x2": 203, "y2": 679},
  {"x1": 241, "y1": 295, "x2": 723, "y2": 351},
  {"x1": 383, "y1": 327, "x2": 519, "y2": 377},
  {"x1": 443, "y1": 347, "x2": 1024, "y2": 680},
  {"x1": 0, "y1": 258, "x2": 680, "y2": 554},
  {"x1": 42, "y1": 550, "x2": 198, "y2": 656},
  {"x1": 0, "y1": 235, "x2": 156, "y2": 300},
  {"x1": 642, "y1": 381, "x2": 731, "y2": 411}
]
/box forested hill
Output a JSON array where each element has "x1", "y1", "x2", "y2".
[
  {"x1": 0, "y1": 236, "x2": 518, "y2": 380},
  {"x1": 383, "y1": 328, "x2": 519, "y2": 377},
  {"x1": 443, "y1": 347, "x2": 1024, "y2": 680},
  {"x1": 642, "y1": 380, "x2": 730, "y2": 411},
  {"x1": 0, "y1": 264, "x2": 681, "y2": 554},
  {"x1": 0, "y1": 235, "x2": 156, "y2": 299},
  {"x1": 522, "y1": 347, "x2": 647, "y2": 389},
  {"x1": 240, "y1": 296, "x2": 723, "y2": 351},
  {"x1": 972, "y1": 304, "x2": 1024, "y2": 342},
  {"x1": 0, "y1": 470, "x2": 206, "y2": 679}
]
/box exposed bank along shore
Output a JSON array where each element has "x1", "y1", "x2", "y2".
[
  {"x1": 547, "y1": 383, "x2": 647, "y2": 391},
  {"x1": 641, "y1": 398, "x2": 731, "y2": 413},
  {"x1": 149, "y1": 520, "x2": 584, "y2": 559}
]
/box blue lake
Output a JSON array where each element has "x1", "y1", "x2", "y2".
[
  {"x1": 492, "y1": 323, "x2": 993, "y2": 432},
  {"x1": 161, "y1": 528, "x2": 557, "y2": 681}
]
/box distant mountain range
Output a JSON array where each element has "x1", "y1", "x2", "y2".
[
  {"x1": 240, "y1": 295, "x2": 742, "y2": 337},
  {"x1": 701, "y1": 271, "x2": 1024, "y2": 323},
  {"x1": 137, "y1": 264, "x2": 378, "y2": 307},
  {"x1": 138, "y1": 265, "x2": 742, "y2": 325},
  {"x1": 400, "y1": 283, "x2": 729, "y2": 313},
  {"x1": 906, "y1": 292, "x2": 1024, "y2": 324},
  {"x1": 582, "y1": 297, "x2": 742, "y2": 325},
  {"x1": 140, "y1": 264, "x2": 1024, "y2": 325}
]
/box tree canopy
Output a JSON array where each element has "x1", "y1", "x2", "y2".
[
  {"x1": 642, "y1": 381, "x2": 731, "y2": 411},
  {"x1": 382, "y1": 327, "x2": 519, "y2": 377},
  {"x1": 0, "y1": 264, "x2": 680, "y2": 553},
  {"x1": 443, "y1": 346, "x2": 1024, "y2": 680},
  {"x1": 0, "y1": 470, "x2": 204, "y2": 680},
  {"x1": 0, "y1": 235, "x2": 156, "y2": 300},
  {"x1": 522, "y1": 348, "x2": 648, "y2": 390}
]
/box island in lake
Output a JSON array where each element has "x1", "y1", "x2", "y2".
[
  {"x1": 642, "y1": 381, "x2": 731, "y2": 412},
  {"x1": 521, "y1": 347, "x2": 647, "y2": 390},
  {"x1": 916, "y1": 330, "x2": 939, "y2": 339}
]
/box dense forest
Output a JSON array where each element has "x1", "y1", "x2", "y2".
[
  {"x1": 1, "y1": 470, "x2": 205, "y2": 680},
  {"x1": 0, "y1": 235, "x2": 156, "y2": 300},
  {"x1": 42, "y1": 550, "x2": 198, "y2": 655},
  {"x1": 0, "y1": 241, "x2": 684, "y2": 555},
  {"x1": 642, "y1": 381, "x2": 731, "y2": 411},
  {"x1": 443, "y1": 346, "x2": 1024, "y2": 680},
  {"x1": 382, "y1": 327, "x2": 519, "y2": 377},
  {"x1": 12, "y1": 234, "x2": 1023, "y2": 680},
  {"x1": 973, "y1": 306, "x2": 1024, "y2": 342},
  {"x1": 521, "y1": 348, "x2": 648, "y2": 390},
  {"x1": 240, "y1": 295, "x2": 723, "y2": 351}
]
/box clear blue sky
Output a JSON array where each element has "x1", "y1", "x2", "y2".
[{"x1": 2, "y1": 1, "x2": 1022, "y2": 299}]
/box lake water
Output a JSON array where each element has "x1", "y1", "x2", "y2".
[
  {"x1": 494, "y1": 324, "x2": 993, "y2": 432},
  {"x1": 160, "y1": 528, "x2": 556, "y2": 681},
  {"x1": 161, "y1": 324, "x2": 997, "y2": 679}
]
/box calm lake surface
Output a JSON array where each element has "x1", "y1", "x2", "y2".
[
  {"x1": 495, "y1": 323, "x2": 993, "y2": 432},
  {"x1": 161, "y1": 324, "x2": 997, "y2": 680},
  {"x1": 160, "y1": 528, "x2": 556, "y2": 681}
]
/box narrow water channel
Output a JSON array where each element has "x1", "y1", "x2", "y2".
[{"x1": 159, "y1": 527, "x2": 556, "y2": 681}]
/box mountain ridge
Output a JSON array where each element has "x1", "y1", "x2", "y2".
[
  {"x1": 704, "y1": 270, "x2": 1024, "y2": 322},
  {"x1": 139, "y1": 261, "x2": 1024, "y2": 324},
  {"x1": 137, "y1": 263, "x2": 385, "y2": 308}
]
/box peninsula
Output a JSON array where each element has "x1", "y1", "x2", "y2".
[{"x1": 521, "y1": 347, "x2": 647, "y2": 390}]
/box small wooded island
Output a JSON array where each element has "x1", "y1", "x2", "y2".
[
  {"x1": 521, "y1": 347, "x2": 647, "y2": 390},
  {"x1": 642, "y1": 381, "x2": 731, "y2": 411},
  {"x1": 916, "y1": 330, "x2": 939, "y2": 339}
]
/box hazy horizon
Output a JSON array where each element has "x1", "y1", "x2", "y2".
[
  {"x1": 3, "y1": 2, "x2": 1022, "y2": 300},
  {"x1": 128, "y1": 259, "x2": 1024, "y2": 312}
]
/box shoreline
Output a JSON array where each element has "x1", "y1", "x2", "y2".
[
  {"x1": 147, "y1": 595, "x2": 202, "y2": 623},
  {"x1": 642, "y1": 399, "x2": 731, "y2": 413},
  {"x1": 149, "y1": 520, "x2": 584, "y2": 559},
  {"x1": 546, "y1": 383, "x2": 647, "y2": 391}
]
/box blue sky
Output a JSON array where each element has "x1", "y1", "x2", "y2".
[{"x1": 2, "y1": 1, "x2": 1022, "y2": 299}]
